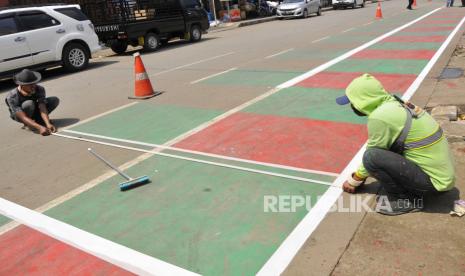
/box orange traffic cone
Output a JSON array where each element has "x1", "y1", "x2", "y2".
[
  {"x1": 413, "y1": 0, "x2": 417, "y2": 7},
  {"x1": 375, "y1": 2, "x2": 383, "y2": 19},
  {"x1": 129, "y1": 52, "x2": 159, "y2": 99}
]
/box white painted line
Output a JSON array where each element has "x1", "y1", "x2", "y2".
[
  {"x1": 0, "y1": 198, "x2": 200, "y2": 276},
  {"x1": 278, "y1": 8, "x2": 442, "y2": 89},
  {"x1": 61, "y1": 129, "x2": 339, "y2": 177},
  {"x1": 54, "y1": 133, "x2": 336, "y2": 187},
  {"x1": 258, "y1": 8, "x2": 452, "y2": 275},
  {"x1": 152, "y1": 52, "x2": 235, "y2": 76},
  {"x1": 342, "y1": 27, "x2": 355, "y2": 33},
  {"x1": 60, "y1": 102, "x2": 138, "y2": 131},
  {"x1": 190, "y1": 67, "x2": 237, "y2": 84},
  {"x1": 402, "y1": 15, "x2": 465, "y2": 101},
  {"x1": 265, "y1": 48, "x2": 294, "y2": 59},
  {"x1": 311, "y1": 36, "x2": 329, "y2": 43},
  {"x1": 363, "y1": 21, "x2": 374, "y2": 26},
  {"x1": 0, "y1": 151, "x2": 157, "y2": 236},
  {"x1": 0, "y1": 7, "x2": 446, "y2": 274}
]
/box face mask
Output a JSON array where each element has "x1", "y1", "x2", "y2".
[{"x1": 351, "y1": 104, "x2": 366, "y2": 117}]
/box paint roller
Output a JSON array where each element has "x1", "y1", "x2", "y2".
[{"x1": 88, "y1": 148, "x2": 150, "y2": 191}]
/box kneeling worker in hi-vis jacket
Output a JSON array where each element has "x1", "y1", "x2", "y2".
[{"x1": 336, "y1": 73, "x2": 455, "y2": 216}]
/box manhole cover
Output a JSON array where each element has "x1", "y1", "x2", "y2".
[{"x1": 440, "y1": 68, "x2": 464, "y2": 79}]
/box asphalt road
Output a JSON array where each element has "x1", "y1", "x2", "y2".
[{"x1": 0, "y1": 0, "x2": 444, "y2": 219}]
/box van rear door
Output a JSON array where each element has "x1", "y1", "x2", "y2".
[{"x1": 179, "y1": 0, "x2": 208, "y2": 30}]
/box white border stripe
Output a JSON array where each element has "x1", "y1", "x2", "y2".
[
  {"x1": 0, "y1": 198, "x2": 200, "y2": 276},
  {"x1": 257, "y1": 8, "x2": 460, "y2": 275},
  {"x1": 190, "y1": 67, "x2": 237, "y2": 84},
  {"x1": 53, "y1": 133, "x2": 335, "y2": 187},
  {"x1": 61, "y1": 129, "x2": 339, "y2": 177},
  {"x1": 402, "y1": 16, "x2": 465, "y2": 101},
  {"x1": 277, "y1": 8, "x2": 442, "y2": 89}
]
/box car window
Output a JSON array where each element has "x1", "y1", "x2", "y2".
[
  {"x1": 0, "y1": 16, "x2": 18, "y2": 36},
  {"x1": 18, "y1": 12, "x2": 60, "y2": 31},
  {"x1": 180, "y1": 0, "x2": 201, "y2": 8},
  {"x1": 54, "y1": 7, "x2": 89, "y2": 21}
]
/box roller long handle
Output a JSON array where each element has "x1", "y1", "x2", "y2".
[{"x1": 88, "y1": 148, "x2": 131, "y2": 180}]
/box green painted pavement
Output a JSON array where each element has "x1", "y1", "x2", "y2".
[
  {"x1": 369, "y1": 42, "x2": 442, "y2": 50},
  {"x1": 326, "y1": 59, "x2": 428, "y2": 74},
  {"x1": 45, "y1": 154, "x2": 331, "y2": 275},
  {"x1": 202, "y1": 69, "x2": 304, "y2": 87},
  {"x1": 70, "y1": 103, "x2": 223, "y2": 144},
  {"x1": 243, "y1": 87, "x2": 367, "y2": 125},
  {"x1": 0, "y1": 215, "x2": 9, "y2": 227}
]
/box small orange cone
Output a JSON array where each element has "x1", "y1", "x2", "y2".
[
  {"x1": 129, "y1": 52, "x2": 159, "y2": 99},
  {"x1": 375, "y1": 2, "x2": 383, "y2": 19},
  {"x1": 413, "y1": 0, "x2": 417, "y2": 7}
]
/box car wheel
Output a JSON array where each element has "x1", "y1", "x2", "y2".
[
  {"x1": 62, "y1": 43, "x2": 89, "y2": 72},
  {"x1": 333, "y1": 5, "x2": 337, "y2": 9},
  {"x1": 317, "y1": 6, "x2": 321, "y2": 15},
  {"x1": 302, "y1": 9, "x2": 308, "y2": 18},
  {"x1": 144, "y1": 32, "x2": 160, "y2": 52},
  {"x1": 189, "y1": 25, "x2": 202, "y2": 42},
  {"x1": 110, "y1": 40, "x2": 128, "y2": 54}
]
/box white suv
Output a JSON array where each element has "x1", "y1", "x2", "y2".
[{"x1": 0, "y1": 4, "x2": 101, "y2": 77}]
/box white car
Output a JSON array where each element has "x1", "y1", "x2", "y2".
[
  {"x1": 332, "y1": 0, "x2": 365, "y2": 9},
  {"x1": 276, "y1": 0, "x2": 322, "y2": 19},
  {"x1": 0, "y1": 4, "x2": 101, "y2": 77}
]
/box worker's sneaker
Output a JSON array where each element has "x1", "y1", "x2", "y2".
[{"x1": 375, "y1": 195, "x2": 423, "y2": 216}]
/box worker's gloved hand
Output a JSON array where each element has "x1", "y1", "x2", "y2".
[
  {"x1": 343, "y1": 172, "x2": 366, "y2": 193},
  {"x1": 39, "y1": 125, "x2": 51, "y2": 136}
]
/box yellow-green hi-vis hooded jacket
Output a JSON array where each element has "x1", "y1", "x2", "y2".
[{"x1": 346, "y1": 74, "x2": 455, "y2": 192}]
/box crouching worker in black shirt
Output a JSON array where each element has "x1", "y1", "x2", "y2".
[{"x1": 5, "y1": 69, "x2": 59, "y2": 136}]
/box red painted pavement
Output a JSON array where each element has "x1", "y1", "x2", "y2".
[
  {"x1": 403, "y1": 26, "x2": 454, "y2": 32},
  {"x1": 295, "y1": 71, "x2": 416, "y2": 93},
  {"x1": 0, "y1": 225, "x2": 133, "y2": 275},
  {"x1": 351, "y1": 49, "x2": 435, "y2": 60},
  {"x1": 383, "y1": 36, "x2": 446, "y2": 43},
  {"x1": 175, "y1": 113, "x2": 367, "y2": 173}
]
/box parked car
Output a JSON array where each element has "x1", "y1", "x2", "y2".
[
  {"x1": 0, "y1": 4, "x2": 101, "y2": 77},
  {"x1": 332, "y1": 0, "x2": 365, "y2": 9},
  {"x1": 76, "y1": 0, "x2": 210, "y2": 54},
  {"x1": 276, "y1": 0, "x2": 321, "y2": 19}
]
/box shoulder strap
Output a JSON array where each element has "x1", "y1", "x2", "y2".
[{"x1": 390, "y1": 107, "x2": 413, "y2": 154}]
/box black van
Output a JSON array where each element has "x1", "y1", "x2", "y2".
[{"x1": 78, "y1": 0, "x2": 209, "y2": 54}]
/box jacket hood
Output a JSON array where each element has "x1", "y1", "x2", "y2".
[{"x1": 346, "y1": 73, "x2": 394, "y2": 115}]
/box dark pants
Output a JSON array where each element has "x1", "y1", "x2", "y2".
[
  {"x1": 407, "y1": 0, "x2": 414, "y2": 8},
  {"x1": 363, "y1": 148, "x2": 438, "y2": 199},
  {"x1": 11, "y1": 97, "x2": 59, "y2": 125}
]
